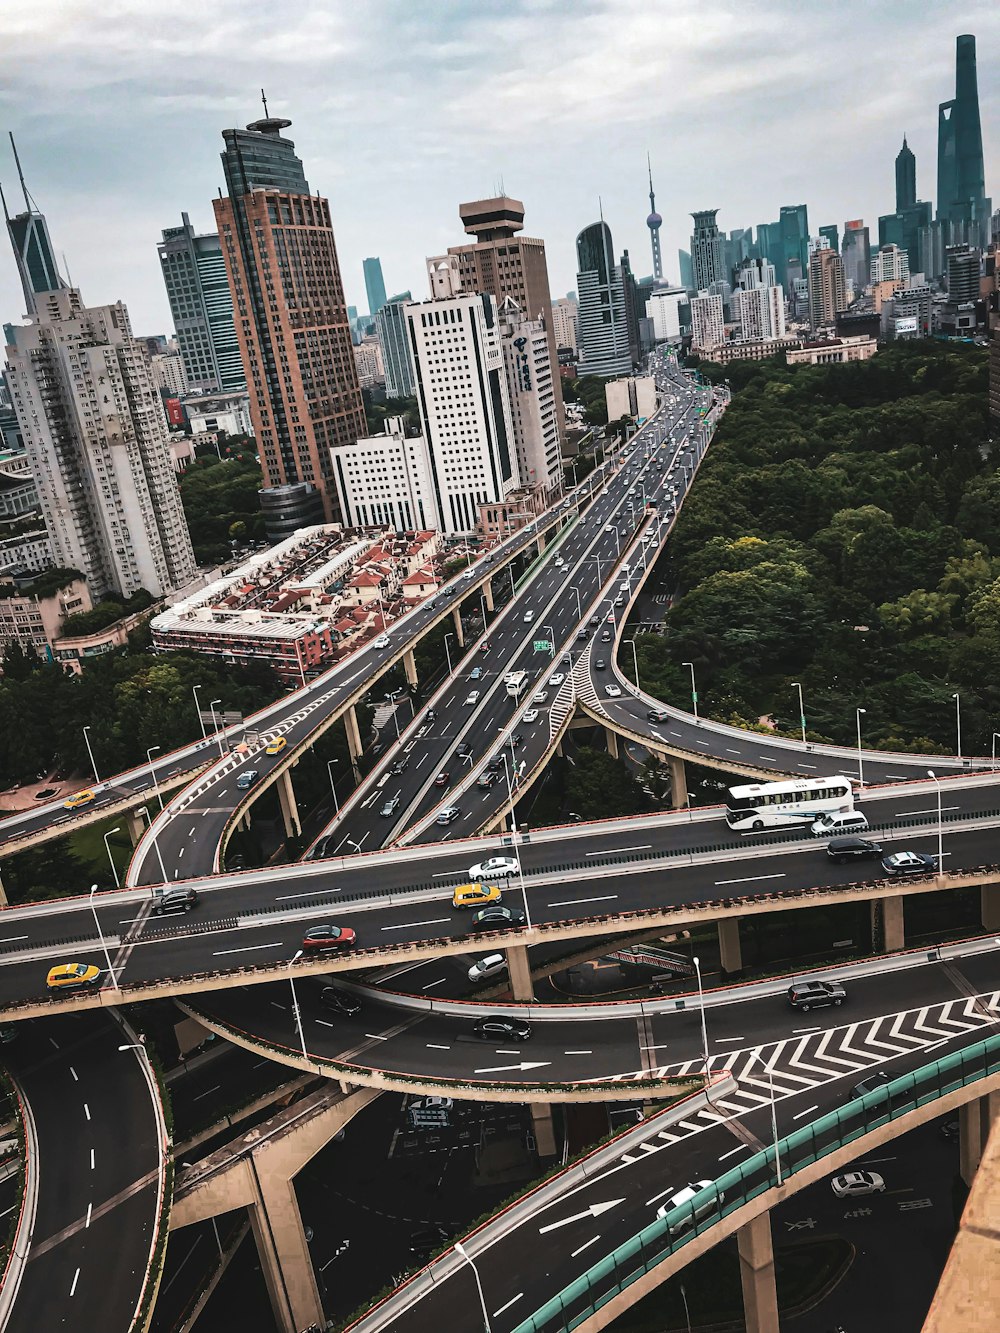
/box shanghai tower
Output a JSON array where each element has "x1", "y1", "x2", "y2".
[{"x1": 936, "y1": 34, "x2": 991, "y2": 245}]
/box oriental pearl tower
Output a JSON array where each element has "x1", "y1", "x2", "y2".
[{"x1": 646, "y1": 154, "x2": 663, "y2": 281}]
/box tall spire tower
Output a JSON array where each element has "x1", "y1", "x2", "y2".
[
  {"x1": 646, "y1": 155, "x2": 663, "y2": 282},
  {"x1": 2, "y1": 134, "x2": 66, "y2": 316}
]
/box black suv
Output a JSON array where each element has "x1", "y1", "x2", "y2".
[
  {"x1": 826, "y1": 836, "x2": 883, "y2": 864},
  {"x1": 787, "y1": 980, "x2": 846, "y2": 1011},
  {"x1": 319, "y1": 986, "x2": 362, "y2": 1017},
  {"x1": 153, "y1": 888, "x2": 199, "y2": 916}
]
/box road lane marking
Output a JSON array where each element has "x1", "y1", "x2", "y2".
[
  {"x1": 586, "y1": 845, "x2": 650, "y2": 856},
  {"x1": 549, "y1": 895, "x2": 619, "y2": 907},
  {"x1": 426, "y1": 1044, "x2": 451, "y2": 1051},
  {"x1": 793, "y1": 1027, "x2": 822, "y2": 1034},
  {"x1": 276, "y1": 890, "x2": 339, "y2": 901},
  {"x1": 714, "y1": 873, "x2": 785, "y2": 886},
  {"x1": 897, "y1": 807, "x2": 960, "y2": 817},
  {"x1": 494, "y1": 1294, "x2": 524, "y2": 1317},
  {"x1": 793, "y1": 1104, "x2": 820, "y2": 1121},
  {"x1": 719, "y1": 1144, "x2": 750, "y2": 1161},
  {"x1": 421, "y1": 978, "x2": 446, "y2": 990},
  {"x1": 69, "y1": 1066, "x2": 78, "y2": 1081},
  {"x1": 212, "y1": 942, "x2": 284, "y2": 957},
  {"x1": 90, "y1": 1148, "x2": 95, "y2": 1170},
  {"x1": 85, "y1": 1203, "x2": 92, "y2": 1229},
  {"x1": 645, "y1": 1187, "x2": 675, "y2": 1205},
  {"x1": 565, "y1": 1050, "x2": 593, "y2": 1055},
  {"x1": 70, "y1": 1267, "x2": 80, "y2": 1296},
  {"x1": 380, "y1": 918, "x2": 451, "y2": 931},
  {"x1": 0, "y1": 936, "x2": 28, "y2": 945},
  {"x1": 83, "y1": 1104, "x2": 90, "y2": 1121}
]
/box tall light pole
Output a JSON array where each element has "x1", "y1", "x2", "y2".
[
  {"x1": 856, "y1": 707, "x2": 867, "y2": 789},
  {"x1": 953, "y1": 692, "x2": 962, "y2": 760},
  {"x1": 544, "y1": 624, "x2": 556, "y2": 658},
  {"x1": 791, "y1": 681, "x2": 806, "y2": 747},
  {"x1": 928, "y1": 769, "x2": 944, "y2": 874},
  {"x1": 499, "y1": 752, "x2": 531, "y2": 929},
  {"x1": 192, "y1": 684, "x2": 207, "y2": 740},
  {"x1": 327, "y1": 759, "x2": 340, "y2": 815},
  {"x1": 570, "y1": 586, "x2": 582, "y2": 620},
  {"x1": 103, "y1": 827, "x2": 121, "y2": 888},
  {"x1": 993, "y1": 733, "x2": 1000, "y2": 771},
  {"x1": 624, "y1": 638, "x2": 640, "y2": 694},
  {"x1": 454, "y1": 1242, "x2": 490, "y2": 1333},
  {"x1": 89, "y1": 884, "x2": 117, "y2": 988},
  {"x1": 288, "y1": 950, "x2": 307, "y2": 1059},
  {"x1": 210, "y1": 699, "x2": 225, "y2": 759},
  {"x1": 768, "y1": 1057, "x2": 783, "y2": 1186},
  {"x1": 443, "y1": 632, "x2": 454, "y2": 677},
  {"x1": 146, "y1": 745, "x2": 163, "y2": 811},
  {"x1": 682, "y1": 661, "x2": 698, "y2": 723},
  {"x1": 589, "y1": 553, "x2": 604, "y2": 584},
  {"x1": 139, "y1": 806, "x2": 169, "y2": 886},
  {"x1": 692, "y1": 955, "x2": 709, "y2": 1076},
  {"x1": 82, "y1": 725, "x2": 101, "y2": 785}
]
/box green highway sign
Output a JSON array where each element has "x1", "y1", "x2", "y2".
[{"x1": 533, "y1": 640, "x2": 553, "y2": 653}]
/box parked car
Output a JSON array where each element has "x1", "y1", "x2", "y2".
[
  {"x1": 881, "y1": 850, "x2": 938, "y2": 876},
  {"x1": 318, "y1": 986, "x2": 362, "y2": 1017},
  {"x1": 436, "y1": 806, "x2": 461, "y2": 825},
  {"x1": 468, "y1": 857, "x2": 519, "y2": 879},
  {"x1": 471, "y1": 905, "x2": 526, "y2": 931},
  {"x1": 830, "y1": 1170, "x2": 885, "y2": 1198},
  {"x1": 471, "y1": 1015, "x2": 531, "y2": 1041},
  {"x1": 152, "y1": 888, "x2": 199, "y2": 916},
  {"x1": 301, "y1": 925, "x2": 356, "y2": 951},
  {"x1": 787, "y1": 980, "x2": 846, "y2": 1011},
  {"x1": 826, "y1": 836, "x2": 883, "y2": 863}
]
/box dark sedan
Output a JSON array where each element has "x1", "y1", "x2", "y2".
[
  {"x1": 470, "y1": 905, "x2": 526, "y2": 931},
  {"x1": 471, "y1": 1016, "x2": 532, "y2": 1042},
  {"x1": 319, "y1": 986, "x2": 362, "y2": 1016}
]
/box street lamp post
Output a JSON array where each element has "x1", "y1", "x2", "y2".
[
  {"x1": 928, "y1": 770, "x2": 944, "y2": 874},
  {"x1": 327, "y1": 759, "x2": 340, "y2": 815},
  {"x1": 210, "y1": 699, "x2": 225, "y2": 759},
  {"x1": 856, "y1": 707, "x2": 867, "y2": 789},
  {"x1": 624, "y1": 638, "x2": 640, "y2": 694},
  {"x1": 993, "y1": 733, "x2": 1000, "y2": 771},
  {"x1": 768, "y1": 1058, "x2": 783, "y2": 1186},
  {"x1": 544, "y1": 624, "x2": 556, "y2": 658},
  {"x1": 499, "y1": 752, "x2": 531, "y2": 929},
  {"x1": 443, "y1": 632, "x2": 454, "y2": 677},
  {"x1": 682, "y1": 661, "x2": 698, "y2": 723},
  {"x1": 103, "y1": 826, "x2": 121, "y2": 888},
  {"x1": 146, "y1": 745, "x2": 163, "y2": 811},
  {"x1": 139, "y1": 806, "x2": 170, "y2": 886},
  {"x1": 692, "y1": 955, "x2": 709, "y2": 1076},
  {"x1": 953, "y1": 692, "x2": 962, "y2": 760},
  {"x1": 288, "y1": 949, "x2": 307, "y2": 1059},
  {"x1": 89, "y1": 884, "x2": 117, "y2": 988},
  {"x1": 570, "y1": 586, "x2": 582, "y2": 620},
  {"x1": 589, "y1": 553, "x2": 604, "y2": 584},
  {"x1": 82, "y1": 725, "x2": 101, "y2": 785},
  {"x1": 192, "y1": 684, "x2": 207, "y2": 740},
  {"x1": 791, "y1": 681, "x2": 806, "y2": 747},
  {"x1": 454, "y1": 1242, "x2": 490, "y2": 1333}
]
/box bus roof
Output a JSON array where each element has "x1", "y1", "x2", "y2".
[{"x1": 727, "y1": 775, "x2": 853, "y2": 799}]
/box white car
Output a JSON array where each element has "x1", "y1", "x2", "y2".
[
  {"x1": 656, "y1": 1180, "x2": 724, "y2": 1232},
  {"x1": 548, "y1": 673, "x2": 565, "y2": 687},
  {"x1": 373, "y1": 635, "x2": 390, "y2": 649},
  {"x1": 605, "y1": 684, "x2": 622, "y2": 698},
  {"x1": 830, "y1": 1170, "x2": 885, "y2": 1198},
  {"x1": 604, "y1": 524, "x2": 614, "y2": 532},
  {"x1": 533, "y1": 691, "x2": 548, "y2": 705},
  {"x1": 468, "y1": 953, "x2": 507, "y2": 984},
  {"x1": 469, "y1": 857, "x2": 520, "y2": 879},
  {"x1": 464, "y1": 691, "x2": 480, "y2": 706},
  {"x1": 523, "y1": 611, "x2": 535, "y2": 623},
  {"x1": 521, "y1": 709, "x2": 539, "y2": 724}
]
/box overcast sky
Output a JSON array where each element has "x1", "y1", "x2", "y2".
[{"x1": 2, "y1": 0, "x2": 999, "y2": 335}]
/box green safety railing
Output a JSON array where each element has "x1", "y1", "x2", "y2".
[{"x1": 512, "y1": 1031, "x2": 1000, "y2": 1332}]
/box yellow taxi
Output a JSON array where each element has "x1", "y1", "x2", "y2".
[
  {"x1": 452, "y1": 882, "x2": 502, "y2": 910},
  {"x1": 264, "y1": 736, "x2": 288, "y2": 756},
  {"x1": 46, "y1": 962, "x2": 101, "y2": 990},
  {"x1": 63, "y1": 789, "x2": 96, "y2": 810}
]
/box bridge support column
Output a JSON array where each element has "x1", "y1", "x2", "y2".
[
  {"x1": 981, "y1": 884, "x2": 1000, "y2": 933},
  {"x1": 718, "y1": 918, "x2": 742, "y2": 976},
  {"x1": 960, "y1": 1098, "x2": 984, "y2": 1186},
  {"x1": 737, "y1": 1210, "x2": 780, "y2": 1333},
  {"x1": 403, "y1": 648, "x2": 418, "y2": 690},
  {"x1": 483, "y1": 581, "x2": 495, "y2": 613},
  {"x1": 666, "y1": 755, "x2": 688, "y2": 808},
  {"x1": 452, "y1": 605, "x2": 465, "y2": 647},
  {"x1": 535, "y1": 531, "x2": 547, "y2": 557},
  {"x1": 870, "y1": 895, "x2": 904, "y2": 953},
  {"x1": 605, "y1": 727, "x2": 620, "y2": 759},
  {"x1": 276, "y1": 769, "x2": 300, "y2": 840},
  {"x1": 0, "y1": 869, "x2": 7, "y2": 908},
  {"x1": 344, "y1": 704, "x2": 363, "y2": 782},
  {"x1": 241, "y1": 810, "x2": 252, "y2": 833},
  {"x1": 530, "y1": 1103, "x2": 558, "y2": 1160},
  {"x1": 506, "y1": 944, "x2": 534, "y2": 1001},
  {"x1": 126, "y1": 808, "x2": 146, "y2": 846},
  {"x1": 247, "y1": 1169, "x2": 325, "y2": 1333}
]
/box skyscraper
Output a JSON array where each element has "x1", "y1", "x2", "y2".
[
  {"x1": 842, "y1": 220, "x2": 871, "y2": 289},
  {"x1": 363, "y1": 257, "x2": 387, "y2": 317},
  {"x1": 690, "y1": 292, "x2": 725, "y2": 352},
  {"x1": 375, "y1": 294, "x2": 415, "y2": 399},
  {"x1": 214, "y1": 108, "x2": 366, "y2": 531},
  {"x1": 646, "y1": 156, "x2": 663, "y2": 282},
  {"x1": 678, "y1": 249, "x2": 694, "y2": 291},
  {"x1": 779, "y1": 205, "x2": 810, "y2": 290},
  {"x1": 2, "y1": 137, "x2": 66, "y2": 318},
  {"x1": 447, "y1": 195, "x2": 564, "y2": 444},
  {"x1": 732, "y1": 259, "x2": 785, "y2": 342},
  {"x1": 819, "y1": 224, "x2": 840, "y2": 254},
  {"x1": 808, "y1": 245, "x2": 847, "y2": 332},
  {"x1": 498, "y1": 298, "x2": 561, "y2": 499},
  {"x1": 574, "y1": 220, "x2": 632, "y2": 377},
  {"x1": 690, "y1": 210, "x2": 726, "y2": 290},
  {"x1": 937, "y1": 35, "x2": 991, "y2": 246},
  {"x1": 895, "y1": 136, "x2": 917, "y2": 212},
  {"x1": 157, "y1": 213, "x2": 245, "y2": 393}
]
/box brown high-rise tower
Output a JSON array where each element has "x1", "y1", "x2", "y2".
[
  {"x1": 214, "y1": 112, "x2": 365, "y2": 533},
  {"x1": 448, "y1": 196, "x2": 565, "y2": 449}
]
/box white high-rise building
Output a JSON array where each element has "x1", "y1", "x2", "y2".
[
  {"x1": 646, "y1": 286, "x2": 686, "y2": 343},
  {"x1": 331, "y1": 416, "x2": 437, "y2": 531},
  {"x1": 732, "y1": 259, "x2": 786, "y2": 341},
  {"x1": 150, "y1": 347, "x2": 189, "y2": 396},
  {"x1": 498, "y1": 299, "x2": 561, "y2": 499},
  {"x1": 690, "y1": 291, "x2": 725, "y2": 351},
  {"x1": 353, "y1": 335, "x2": 384, "y2": 389},
  {"x1": 550, "y1": 297, "x2": 579, "y2": 353},
  {"x1": 871, "y1": 243, "x2": 910, "y2": 286},
  {"x1": 5, "y1": 288, "x2": 196, "y2": 598}
]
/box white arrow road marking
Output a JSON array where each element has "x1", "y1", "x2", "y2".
[
  {"x1": 473, "y1": 1061, "x2": 551, "y2": 1075},
  {"x1": 538, "y1": 1199, "x2": 624, "y2": 1234}
]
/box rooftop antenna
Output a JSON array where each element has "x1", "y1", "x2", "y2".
[
  {"x1": 9, "y1": 133, "x2": 33, "y2": 212},
  {"x1": 261, "y1": 88, "x2": 270, "y2": 118},
  {"x1": 62, "y1": 251, "x2": 73, "y2": 286}
]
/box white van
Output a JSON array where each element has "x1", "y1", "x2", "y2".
[{"x1": 811, "y1": 809, "x2": 869, "y2": 837}]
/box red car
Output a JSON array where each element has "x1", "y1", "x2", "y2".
[
  {"x1": 480, "y1": 641, "x2": 490, "y2": 652},
  {"x1": 434, "y1": 771, "x2": 449, "y2": 787},
  {"x1": 302, "y1": 925, "x2": 356, "y2": 951}
]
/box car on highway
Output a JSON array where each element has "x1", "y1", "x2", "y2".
[
  {"x1": 479, "y1": 640, "x2": 490, "y2": 652},
  {"x1": 646, "y1": 709, "x2": 670, "y2": 722},
  {"x1": 471, "y1": 1015, "x2": 531, "y2": 1041},
  {"x1": 389, "y1": 758, "x2": 408, "y2": 775},
  {"x1": 532, "y1": 691, "x2": 548, "y2": 705},
  {"x1": 469, "y1": 666, "x2": 483, "y2": 680},
  {"x1": 811, "y1": 809, "x2": 869, "y2": 836},
  {"x1": 595, "y1": 659, "x2": 607, "y2": 671},
  {"x1": 452, "y1": 882, "x2": 502, "y2": 909},
  {"x1": 787, "y1": 980, "x2": 846, "y2": 1011},
  {"x1": 469, "y1": 857, "x2": 520, "y2": 879},
  {"x1": 881, "y1": 850, "x2": 938, "y2": 876},
  {"x1": 830, "y1": 1170, "x2": 885, "y2": 1198},
  {"x1": 319, "y1": 986, "x2": 363, "y2": 1017},
  {"x1": 655, "y1": 1181, "x2": 725, "y2": 1232},
  {"x1": 236, "y1": 769, "x2": 260, "y2": 790},
  {"x1": 826, "y1": 836, "x2": 883, "y2": 864},
  {"x1": 576, "y1": 629, "x2": 589, "y2": 641},
  {"x1": 302, "y1": 925, "x2": 356, "y2": 951},
  {"x1": 264, "y1": 736, "x2": 287, "y2": 755},
  {"x1": 434, "y1": 770, "x2": 450, "y2": 787},
  {"x1": 523, "y1": 610, "x2": 535, "y2": 623},
  {"x1": 436, "y1": 806, "x2": 461, "y2": 825},
  {"x1": 604, "y1": 524, "x2": 614, "y2": 533},
  {"x1": 46, "y1": 962, "x2": 102, "y2": 990},
  {"x1": 605, "y1": 684, "x2": 622, "y2": 698},
  {"x1": 373, "y1": 635, "x2": 390, "y2": 649},
  {"x1": 476, "y1": 771, "x2": 497, "y2": 788},
  {"x1": 548, "y1": 673, "x2": 565, "y2": 687},
  {"x1": 379, "y1": 794, "x2": 401, "y2": 818},
  {"x1": 464, "y1": 690, "x2": 480, "y2": 706},
  {"x1": 601, "y1": 630, "x2": 612, "y2": 642},
  {"x1": 409, "y1": 1224, "x2": 451, "y2": 1257},
  {"x1": 521, "y1": 709, "x2": 539, "y2": 724},
  {"x1": 152, "y1": 888, "x2": 199, "y2": 916},
  {"x1": 510, "y1": 733, "x2": 524, "y2": 747},
  {"x1": 457, "y1": 742, "x2": 474, "y2": 759},
  {"x1": 851, "y1": 1072, "x2": 890, "y2": 1099},
  {"x1": 467, "y1": 954, "x2": 508, "y2": 984},
  {"x1": 471, "y1": 905, "x2": 526, "y2": 931},
  {"x1": 63, "y1": 789, "x2": 96, "y2": 810}
]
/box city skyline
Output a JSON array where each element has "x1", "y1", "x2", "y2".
[{"x1": 2, "y1": 1, "x2": 998, "y2": 334}]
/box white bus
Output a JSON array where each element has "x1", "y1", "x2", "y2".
[
  {"x1": 725, "y1": 776, "x2": 855, "y2": 832},
  {"x1": 505, "y1": 671, "x2": 529, "y2": 700}
]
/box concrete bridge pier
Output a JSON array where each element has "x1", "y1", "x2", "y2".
[
  {"x1": 982, "y1": 884, "x2": 1000, "y2": 933},
  {"x1": 605, "y1": 727, "x2": 620, "y2": 759},
  {"x1": 452, "y1": 605, "x2": 465, "y2": 648},
  {"x1": 960, "y1": 1089, "x2": 1000, "y2": 1186},
  {"x1": 403, "y1": 648, "x2": 419, "y2": 690},
  {"x1": 666, "y1": 754, "x2": 688, "y2": 809},
  {"x1": 718, "y1": 918, "x2": 742, "y2": 976},
  {"x1": 530, "y1": 1103, "x2": 558, "y2": 1160},
  {"x1": 126, "y1": 808, "x2": 146, "y2": 846},
  {"x1": 506, "y1": 944, "x2": 534, "y2": 1001},
  {"x1": 247, "y1": 1166, "x2": 325, "y2": 1333},
  {"x1": 737, "y1": 1210, "x2": 780, "y2": 1333},
  {"x1": 535, "y1": 531, "x2": 548, "y2": 557},
  {"x1": 344, "y1": 704, "x2": 364, "y2": 782},
  {"x1": 275, "y1": 769, "x2": 301, "y2": 840},
  {"x1": 483, "y1": 580, "x2": 495, "y2": 613},
  {"x1": 871, "y1": 894, "x2": 905, "y2": 954}
]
